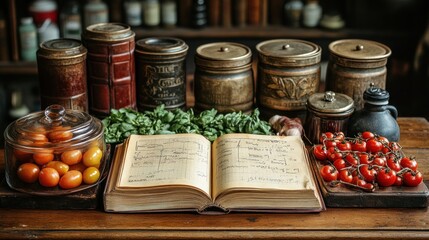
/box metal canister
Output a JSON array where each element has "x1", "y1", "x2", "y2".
[
  {"x1": 82, "y1": 23, "x2": 136, "y2": 118},
  {"x1": 256, "y1": 39, "x2": 322, "y2": 120},
  {"x1": 135, "y1": 37, "x2": 188, "y2": 111},
  {"x1": 326, "y1": 39, "x2": 392, "y2": 110},
  {"x1": 194, "y1": 42, "x2": 254, "y2": 113},
  {"x1": 305, "y1": 91, "x2": 354, "y2": 144},
  {"x1": 37, "y1": 38, "x2": 88, "y2": 112}
]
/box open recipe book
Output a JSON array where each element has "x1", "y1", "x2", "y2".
[{"x1": 103, "y1": 133, "x2": 325, "y2": 214}]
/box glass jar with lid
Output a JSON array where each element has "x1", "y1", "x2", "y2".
[{"x1": 4, "y1": 105, "x2": 107, "y2": 195}]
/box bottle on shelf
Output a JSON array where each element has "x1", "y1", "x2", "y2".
[
  {"x1": 302, "y1": 0, "x2": 322, "y2": 28},
  {"x1": 161, "y1": 0, "x2": 177, "y2": 28},
  {"x1": 84, "y1": 0, "x2": 109, "y2": 28},
  {"x1": 284, "y1": 0, "x2": 303, "y2": 28},
  {"x1": 142, "y1": 0, "x2": 161, "y2": 28},
  {"x1": 60, "y1": 0, "x2": 82, "y2": 39},
  {"x1": 37, "y1": 18, "x2": 60, "y2": 45},
  {"x1": 19, "y1": 17, "x2": 38, "y2": 62},
  {"x1": 191, "y1": 0, "x2": 208, "y2": 29},
  {"x1": 29, "y1": 0, "x2": 58, "y2": 26},
  {"x1": 124, "y1": 0, "x2": 142, "y2": 27}
]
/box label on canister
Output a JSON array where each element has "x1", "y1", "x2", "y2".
[
  {"x1": 37, "y1": 38, "x2": 88, "y2": 112},
  {"x1": 135, "y1": 37, "x2": 188, "y2": 111}
]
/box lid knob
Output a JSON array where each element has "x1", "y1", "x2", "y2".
[
  {"x1": 324, "y1": 91, "x2": 336, "y2": 102},
  {"x1": 282, "y1": 44, "x2": 291, "y2": 50},
  {"x1": 219, "y1": 47, "x2": 229, "y2": 52},
  {"x1": 44, "y1": 104, "x2": 66, "y2": 123},
  {"x1": 363, "y1": 82, "x2": 389, "y2": 105},
  {"x1": 355, "y1": 45, "x2": 364, "y2": 51}
]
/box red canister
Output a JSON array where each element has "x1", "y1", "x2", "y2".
[{"x1": 82, "y1": 23, "x2": 136, "y2": 118}]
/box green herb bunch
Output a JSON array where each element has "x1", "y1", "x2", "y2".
[{"x1": 102, "y1": 105, "x2": 273, "y2": 143}]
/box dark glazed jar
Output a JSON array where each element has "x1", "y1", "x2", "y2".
[
  {"x1": 305, "y1": 91, "x2": 354, "y2": 144},
  {"x1": 135, "y1": 37, "x2": 188, "y2": 111},
  {"x1": 326, "y1": 39, "x2": 391, "y2": 110},
  {"x1": 37, "y1": 38, "x2": 88, "y2": 112},
  {"x1": 194, "y1": 42, "x2": 254, "y2": 113},
  {"x1": 256, "y1": 39, "x2": 321, "y2": 120},
  {"x1": 82, "y1": 23, "x2": 136, "y2": 118},
  {"x1": 348, "y1": 84, "x2": 400, "y2": 141}
]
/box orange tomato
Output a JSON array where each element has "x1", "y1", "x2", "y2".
[
  {"x1": 68, "y1": 162, "x2": 86, "y2": 173},
  {"x1": 83, "y1": 167, "x2": 100, "y2": 184},
  {"x1": 61, "y1": 149, "x2": 82, "y2": 165},
  {"x1": 17, "y1": 163, "x2": 40, "y2": 183},
  {"x1": 59, "y1": 170, "x2": 82, "y2": 189},
  {"x1": 82, "y1": 146, "x2": 102, "y2": 168},
  {"x1": 13, "y1": 148, "x2": 33, "y2": 162},
  {"x1": 44, "y1": 161, "x2": 69, "y2": 176},
  {"x1": 48, "y1": 129, "x2": 73, "y2": 142},
  {"x1": 38, "y1": 167, "x2": 60, "y2": 187},
  {"x1": 33, "y1": 152, "x2": 55, "y2": 165}
]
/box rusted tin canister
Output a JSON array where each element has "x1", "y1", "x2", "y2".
[
  {"x1": 135, "y1": 37, "x2": 188, "y2": 111},
  {"x1": 305, "y1": 91, "x2": 354, "y2": 144},
  {"x1": 326, "y1": 39, "x2": 392, "y2": 110},
  {"x1": 256, "y1": 39, "x2": 322, "y2": 120},
  {"x1": 37, "y1": 38, "x2": 88, "y2": 112},
  {"x1": 82, "y1": 23, "x2": 136, "y2": 118},
  {"x1": 194, "y1": 42, "x2": 254, "y2": 113}
]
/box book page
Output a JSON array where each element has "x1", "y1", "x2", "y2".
[
  {"x1": 212, "y1": 134, "x2": 314, "y2": 198},
  {"x1": 118, "y1": 134, "x2": 212, "y2": 197}
]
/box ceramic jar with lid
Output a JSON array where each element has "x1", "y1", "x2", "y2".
[
  {"x1": 37, "y1": 38, "x2": 88, "y2": 112},
  {"x1": 4, "y1": 104, "x2": 106, "y2": 194},
  {"x1": 256, "y1": 39, "x2": 321, "y2": 120},
  {"x1": 326, "y1": 39, "x2": 392, "y2": 110},
  {"x1": 305, "y1": 91, "x2": 354, "y2": 144},
  {"x1": 348, "y1": 83, "x2": 400, "y2": 141},
  {"x1": 135, "y1": 37, "x2": 189, "y2": 111},
  {"x1": 194, "y1": 42, "x2": 254, "y2": 113}
]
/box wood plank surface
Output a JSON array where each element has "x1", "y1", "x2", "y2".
[{"x1": 1, "y1": 118, "x2": 429, "y2": 240}]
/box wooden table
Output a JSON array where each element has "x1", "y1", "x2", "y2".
[{"x1": 1, "y1": 117, "x2": 429, "y2": 240}]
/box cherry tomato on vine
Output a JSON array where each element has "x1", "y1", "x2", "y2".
[
  {"x1": 403, "y1": 171, "x2": 423, "y2": 187},
  {"x1": 333, "y1": 158, "x2": 347, "y2": 171},
  {"x1": 377, "y1": 136, "x2": 389, "y2": 145},
  {"x1": 320, "y1": 165, "x2": 338, "y2": 182},
  {"x1": 377, "y1": 168, "x2": 397, "y2": 187},
  {"x1": 400, "y1": 157, "x2": 418, "y2": 171},
  {"x1": 386, "y1": 157, "x2": 402, "y2": 172},
  {"x1": 339, "y1": 169, "x2": 353, "y2": 183},
  {"x1": 313, "y1": 144, "x2": 327, "y2": 161},
  {"x1": 371, "y1": 155, "x2": 386, "y2": 168},
  {"x1": 366, "y1": 138, "x2": 383, "y2": 153},
  {"x1": 319, "y1": 132, "x2": 334, "y2": 144},
  {"x1": 337, "y1": 141, "x2": 352, "y2": 151},
  {"x1": 357, "y1": 152, "x2": 370, "y2": 165},
  {"x1": 394, "y1": 175, "x2": 403, "y2": 186},
  {"x1": 359, "y1": 165, "x2": 377, "y2": 182},
  {"x1": 344, "y1": 152, "x2": 358, "y2": 166},
  {"x1": 352, "y1": 140, "x2": 367, "y2": 152},
  {"x1": 334, "y1": 132, "x2": 345, "y2": 142},
  {"x1": 17, "y1": 163, "x2": 40, "y2": 183},
  {"x1": 327, "y1": 147, "x2": 343, "y2": 162},
  {"x1": 361, "y1": 131, "x2": 375, "y2": 140}
]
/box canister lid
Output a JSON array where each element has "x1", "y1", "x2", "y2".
[
  {"x1": 37, "y1": 38, "x2": 87, "y2": 59},
  {"x1": 83, "y1": 23, "x2": 135, "y2": 42},
  {"x1": 256, "y1": 39, "x2": 321, "y2": 66},
  {"x1": 195, "y1": 42, "x2": 252, "y2": 68},
  {"x1": 329, "y1": 39, "x2": 392, "y2": 60},
  {"x1": 307, "y1": 91, "x2": 354, "y2": 116},
  {"x1": 135, "y1": 37, "x2": 188, "y2": 56}
]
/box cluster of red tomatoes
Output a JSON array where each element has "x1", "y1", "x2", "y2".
[
  {"x1": 312, "y1": 131, "x2": 423, "y2": 191},
  {"x1": 13, "y1": 126, "x2": 104, "y2": 190}
]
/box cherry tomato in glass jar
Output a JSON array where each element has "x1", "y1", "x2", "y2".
[
  {"x1": 83, "y1": 146, "x2": 103, "y2": 168},
  {"x1": 83, "y1": 167, "x2": 100, "y2": 184},
  {"x1": 33, "y1": 151, "x2": 55, "y2": 165},
  {"x1": 38, "y1": 167, "x2": 60, "y2": 187},
  {"x1": 59, "y1": 170, "x2": 83, "y2": 189},
  {"x1": 13, "y1": 148, "x2": 33, "y2": 162},
  {"x1": 17, "y1": 162, "x2": 40, "y2": 183},
  {"x1": 44, "y1": 161, "x2": 70, "y2": 176},
  {"x1": 61, "y1": 149, "x2": 83, "y2": 165}
]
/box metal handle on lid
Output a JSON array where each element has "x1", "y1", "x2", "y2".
[{"x1": 324, "y1": 91, "x2": 336, "y2": 102}]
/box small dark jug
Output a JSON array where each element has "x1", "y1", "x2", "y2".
[{"x1": 348, "y1": 83, "x2": 400, "y2": 141}]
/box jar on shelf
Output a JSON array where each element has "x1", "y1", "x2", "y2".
[
  {"x1": 302, "y1": 0, "x2": 322, "y2": 28},
  {"x1": 29, "y1": 0, "x2": 58, "y2": 26},
  {"x1": 60, "y1": 0, "x2": 82, "y2": 39},
  {"x1": 161, "y1": 0, "x2": 177, "y2": 27},
  {"x1": 124, "y1": 0, "x2": 142, "y2": 27},
  {"x1": 348, "y1": 83, "x2": 400, "y2": 141},
  {"x1": 142, "y1": 0, "x2": 161, "y2": 28},
  {"x1": 194, "y1": 42, "x2": 254, "y2": 113},
  {"x1": 84, "y1": 0, "x2": 109, "y2": 28},
  {"x1": 37, "y1": 19, "x2": 60, "y2": 44}
]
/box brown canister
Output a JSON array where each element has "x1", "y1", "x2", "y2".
[
  {"x1": 305, "y1": 91, "x2": 354, "y2": 144},
  {"x1": 135, "y1": 37, "x2": 189, "y2": 111},
  {"x1": 37, "y1": 38, "x2": 88, "y2": 112},
  {"x1": 82, "y1": 23, "x2": 136, "y2": 118},
  {"x1": 194, "y1": 42, "x2": 254, "y2": 113},
  {"x1": 326, "y1": 39, "x2": 392, "y2": 110},
  {"x1": 256, "y1": 39, "x2": 321, "y2": 120}
]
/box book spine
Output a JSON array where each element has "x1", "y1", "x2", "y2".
[
  {"x1": 232, "y1": 0, "x2": 246, "y2": 27},
  {"x1": 269, "y1": 0, "x2": 284, "y2": 25},
  {"x1": 208, "y1": 0, "x2": 221, "y2": 26},
  {"x1": 247, "y1": 0, "x2": 261, "y2": 26},
  {"x1": 260, "y1": 0, "x2": 268, "y2": 27},
  {"x1": 178, "y1": 0, "x2": 193, "y2": 27},
  {"x1": 221, "y1": 0, "x2": 232, "y2": 27}
]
